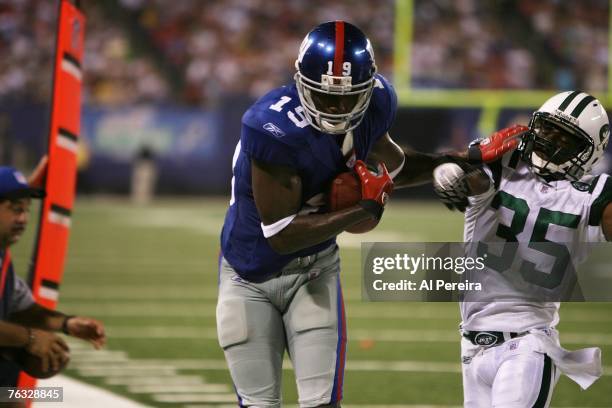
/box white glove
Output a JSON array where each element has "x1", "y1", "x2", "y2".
[{"x1": 433, "y1": 163, "x2": 470, "y2": 212}]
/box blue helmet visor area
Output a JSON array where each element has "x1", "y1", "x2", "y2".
[
  {"x1": 295, "y1": 71, "x2": 375, "y2": 134},
  {"x1": 310, "y1": 90, "x2": 359, "y2": 115}
]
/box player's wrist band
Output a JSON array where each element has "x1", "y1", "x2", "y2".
[
  {"x1": 467, "y1": 144, "x2": 483, "y2": 163},
  {"x1": 62, "y1": 315, "x2": 75, "y2": 335}
]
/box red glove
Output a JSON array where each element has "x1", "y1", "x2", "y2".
[
  {"x1": 353, "y1": 160, "x2": 393, "y2": 219},
  {"x1": 468, "y1": 124, "x2": 529, "y2": 163}
]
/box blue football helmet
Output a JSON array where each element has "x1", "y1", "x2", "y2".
[{"x1": 295, "y1": 21, "x2": 377, "y2": 134}]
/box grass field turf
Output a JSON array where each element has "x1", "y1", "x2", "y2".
[{"x1": 10, "y1": 198, "x2": 612, "y2": 407}]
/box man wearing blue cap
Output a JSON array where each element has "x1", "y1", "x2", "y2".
[{"x1": 0, "y1": 161, "x2": 106, "y2": 394}]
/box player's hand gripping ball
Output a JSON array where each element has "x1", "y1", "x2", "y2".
[
  {"x1": 433, "y1": 162, "x2": 470, "y2": 212},
  {"x1": 328, "y1": 161, "x2": 393, "y2": 233}
]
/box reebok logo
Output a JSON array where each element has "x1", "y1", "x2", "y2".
[{"x1": 263, "y1": 122, "x2": 285, "y2": 138}]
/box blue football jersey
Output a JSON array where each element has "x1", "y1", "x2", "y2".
[{"x1": 220, "y1": 74, "x2": 397, "y2": 282}]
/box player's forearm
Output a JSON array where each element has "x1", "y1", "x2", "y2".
[
  {"x1": 9, "y1": 303, "x2": 68, "y2": 332},
  {"x1": 267, "y1": 206, "x2": 373, "y2": 254},
  {"x1": 393, "y1": 149, "x2": 468, "y2": 188}
]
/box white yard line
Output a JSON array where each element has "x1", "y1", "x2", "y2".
[
  {"x1": 128, "y1": 383, "x2": 230, "y2": 394},
  {"x1": 70, "y1": 357, "x2": 612, "y2": 376},
  {"x1": 68, "y1": 340, "x2": 237, "y2": 402},
  {"x1": 77, "y1": 367, "x2": 177, "y2": 377},
  {"x1": 33, "y1": 375, "x2": 152, "y2": 408},
  {"x1": 58, "y1": 287, "x2": 363, "y2": 301},
  {"x1": 152, "y1": 393, "x2": 237, "y2": 403},
  {"x1": 104, "y1": 375, "x2": 206, "y2": 386},
  {"x1": 336, "y1": 232, "x2": 422, "y2": 248},
  {"x1": 67, "y1": 257, "x2": 208, "y2": 266},
  {"x1": 102, "y1": 326, "x2": 612, "y2": 347},
  {"x1": 62, "y1": 334, "x2": 609, "y2": 408},
  {"x1": 57, "y1": 301, "x2": 612, "y2": 324}
]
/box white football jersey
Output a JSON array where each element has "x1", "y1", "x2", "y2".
[{"x1": 461, "y1": 150, "x2": 611, "y2": 332}]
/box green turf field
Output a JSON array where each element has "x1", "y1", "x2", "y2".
[{"x1": 9, "y1": 198, "x2": 612, "y2": 407}]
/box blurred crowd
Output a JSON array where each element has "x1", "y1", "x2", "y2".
[
  {"x1": 119, "y1": 0, "x2": 394, "y2": 106},
  {"x1": 412, "y1": 0, "x2": 609, "y2": 90},
  {"x1": 0, "y1": 0, "x2": 393, "y2": 107},
  {"x1": 0, "y1": 0, "x2": 55, "y2": 103},
  {"x1": 0, "y1": 0, "x2": 170, "y2": 105},
  {"x1": 0, "y1": 0, "x2": 609, "y2": 106}
]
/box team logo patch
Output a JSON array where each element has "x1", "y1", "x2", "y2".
[
  {"x1": 474, "y1": 332, "x2": 498, "y2": 346},
  {"x1": 263, "y1": 122, "x2": 285, "y2": 138},
  {"x1": 571, "y1": 181, "x2": 590, "y2": 192}
]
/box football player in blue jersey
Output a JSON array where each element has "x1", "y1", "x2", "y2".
[{"x1": 216, "y1": 21, "x2": 506, "y2": 407}]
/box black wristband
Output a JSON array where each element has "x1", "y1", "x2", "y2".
[
  {"x1": 62, "y1": 315, "x2": 75, "y2": 335},
  {"x1": 467, "y1": 144, "x2": 483, "y2": 163},
  {"x1": 358, "y1": 199, "x2": 383, "y2": 220}
]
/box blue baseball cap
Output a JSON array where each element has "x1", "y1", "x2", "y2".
[{"x1": 0, "y1": 166, "x2": 45, "y2": 200}]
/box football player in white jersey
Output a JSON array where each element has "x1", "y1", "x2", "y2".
[{"x1": 433, "y1": 91, "x2": 611, "y2": 407}]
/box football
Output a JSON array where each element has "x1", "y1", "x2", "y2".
[{"x1": 328, "y1": 171, "x2": 379, "y2": 233}]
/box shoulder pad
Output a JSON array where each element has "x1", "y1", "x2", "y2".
[
  {"x1": 242, "y1": 86, "x2": 311, "y2": 149},
  {"x1": 367, "y1": 74, "x2": 398, "y2": 135}
]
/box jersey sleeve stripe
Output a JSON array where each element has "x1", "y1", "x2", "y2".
[{"x1": 588, "y1": 175, "x2": 612, "y2": 226}]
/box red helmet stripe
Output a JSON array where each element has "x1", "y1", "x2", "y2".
[{"x1": 333, "y1": 21, "x2": 344, "y2": 76}]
